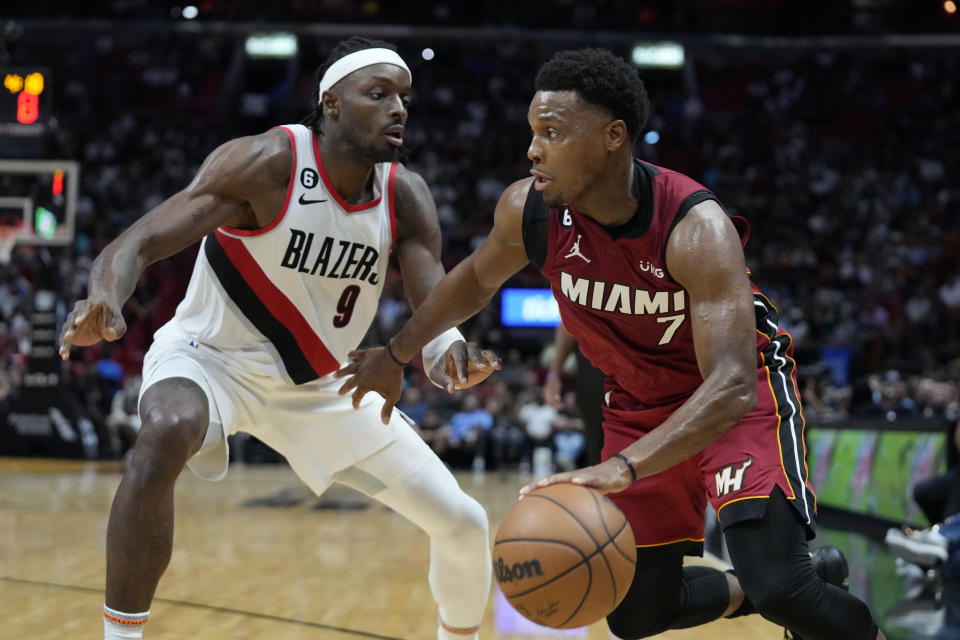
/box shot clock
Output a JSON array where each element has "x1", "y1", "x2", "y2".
[{"x1": 1, "y1": 68, "x2": 50, "y2": 137}]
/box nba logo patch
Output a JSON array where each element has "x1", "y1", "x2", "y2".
[{"x1": 189, "y1": 340, "x2": 200, "y2": 349}]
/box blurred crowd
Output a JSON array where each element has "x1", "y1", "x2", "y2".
[
  {"x1": 3, "y1": 1, "x2": 954, "y2": 35},
  {"x1": 1, "y1": 24, "x2": 959, "y2": 464}
]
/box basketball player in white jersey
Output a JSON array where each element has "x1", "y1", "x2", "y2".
[{"x1": 58, "y1": 37, "x2": 497, "y2": 640}]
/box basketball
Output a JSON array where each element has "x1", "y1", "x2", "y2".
[{"x1": 494, "y1": 483, "x2": 636, "y2": 628}]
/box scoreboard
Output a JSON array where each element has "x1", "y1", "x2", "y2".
[{"x1": 1, "y1": 68, "x2": 50, "y2": 137}]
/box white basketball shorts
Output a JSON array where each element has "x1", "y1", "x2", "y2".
[{"x1": 138, "y1": 324, "x2": 400, "y2": 489}]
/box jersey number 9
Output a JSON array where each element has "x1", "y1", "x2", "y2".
[{"x1": 333, "y1": 285, "x2": 361, "y2": 328}]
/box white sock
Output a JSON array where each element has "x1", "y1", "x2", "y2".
[
  {"x1": 103, "y1": 604, "x2": 149, "y2": 639},
  {"x1": 437, "y1": 617, "x2": 480, "y2": 640}
]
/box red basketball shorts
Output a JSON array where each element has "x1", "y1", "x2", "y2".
[{"x1": 601, "y1": 364, "x2": 817, "y2": 553}]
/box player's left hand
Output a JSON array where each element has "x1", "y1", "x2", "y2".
[
  {"x1": 428, "y1": 341, "x2": 502, "y2": 392},
  {"x1": 519, "y1": 458, "x2": 635, "y2": 497},
  {"x1": 334, "y1": 346, "x2": 403, "y2": 425}
]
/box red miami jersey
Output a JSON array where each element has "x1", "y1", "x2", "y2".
[
  {"x1": 523, "y1": 159, "x2": 817, "y2": 538},
  {"x1": 523, "y1": 159, "x2": 774, "y2": 417}
]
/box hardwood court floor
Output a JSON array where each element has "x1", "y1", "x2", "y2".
[{"x1": 0, "y1": 458, "x2": 779, "y2": 639}]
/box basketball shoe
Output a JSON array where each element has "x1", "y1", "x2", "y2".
[
  {"x1": 884, "y1": 525, "x2": 949, "y2": 568},
  {"x1": 783, "y1": 545, "x2": 849, "y2": 640}
]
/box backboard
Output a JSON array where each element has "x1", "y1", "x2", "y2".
[{"x1": 0, "y1": 159, "x2": 78, "y2": 253}]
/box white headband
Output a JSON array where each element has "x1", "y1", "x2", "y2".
[{"x1": 318, "y1": 48, "x2": 411, "y2": 102}]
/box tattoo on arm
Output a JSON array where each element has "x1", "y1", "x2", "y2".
[{"x1": 190, "y1": 206, "x2": 205, "y2": 224}]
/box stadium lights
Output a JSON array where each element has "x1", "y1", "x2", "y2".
[
  {"x1": 631, "y1": 42, "x2": 685, "y2": 69},
  {"x1": 245, "y1": 33, "x2": 298, "y2": 59}
]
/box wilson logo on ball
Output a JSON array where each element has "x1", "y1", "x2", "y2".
[{"x1": 495, "y1": 557, "x2": 544, "y2": 582}]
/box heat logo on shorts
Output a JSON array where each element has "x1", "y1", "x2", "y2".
[
  {"x1": 715, "y1": 457, "x2": 753, "y2": 497},
  {"x1": 495, "y1": 557, "x2": 544, "y2": 582}
]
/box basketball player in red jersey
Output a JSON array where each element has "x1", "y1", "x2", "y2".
[
  {"x1": 338, "y1": 49, "x2": 885, "y2": 640},
  {"x1": 58, "y1": 37, "x2": 497, "y2": 640}
]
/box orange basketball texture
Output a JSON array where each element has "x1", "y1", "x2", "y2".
[{"x1": 493, "y1": 483, "x2": 636, "y2": 628}]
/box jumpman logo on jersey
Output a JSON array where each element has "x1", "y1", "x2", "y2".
[{"x1": 564, "y1": 234, "x2": 591, "y2": 263}]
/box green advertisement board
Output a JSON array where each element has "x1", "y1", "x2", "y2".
[{"x1": 807, "y1": 427, "x2": 946, "y2": 525}]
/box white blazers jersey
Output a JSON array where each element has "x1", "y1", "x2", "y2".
[{"x1": 167, "y1": 124, "x2": 397, "y2": 384}]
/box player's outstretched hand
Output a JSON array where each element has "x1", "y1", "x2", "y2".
[
  {"x1": 334, "y1": 346, "x2": 403, "y2": 425},
  {"x1": 543, "y1": 373, "x2": 564, "y2": 409},
  {"x1": 58, "y1": 298, "x2": 127, "y2": 360},
  {"x1": 519, "y1": 458, "x2": 635, "y2": 497},
  {"x1": 428, "y1": 341, "x2": 502, "y2": 393}
]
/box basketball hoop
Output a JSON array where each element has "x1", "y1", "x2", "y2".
[{"x1": 0, "y1": 225, "x2": 26, "y2": 265}]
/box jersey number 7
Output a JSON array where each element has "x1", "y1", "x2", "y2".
[{"x1": 656, "y1": 314, "x2": 685, "y2": 345}]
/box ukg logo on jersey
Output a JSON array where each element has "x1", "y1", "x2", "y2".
[{"x1": 638, "y1": 260, "x2": 664, "y2": 279}]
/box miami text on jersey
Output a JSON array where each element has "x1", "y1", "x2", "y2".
[{"x1": 559, "y1": 271, "x2": 685, "y2": 315}]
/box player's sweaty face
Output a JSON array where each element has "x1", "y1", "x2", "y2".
[
  {"x1": 527, "y1": 91, "x2": 612, "y2": 208},
  {"x1": 337, "y1": 64, "x2": 410, "y2": 162}
]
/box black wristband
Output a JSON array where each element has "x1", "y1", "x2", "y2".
[
  {"x1": 612, "y1": 453, "x2": 637, "y2": 484},
  {"x1": 385, "y1": 339, "x2": 408, "y2": 367}
]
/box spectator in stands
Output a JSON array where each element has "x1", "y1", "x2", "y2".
[
  {"x1": 516, "y1": 388, "x2": 558, "y2": 476},
  {"x1": 862, "y1": 371, "x2": 921, "y2": 420},
  {"x1": 551, "y1": 390, "x2": 586, "y2": 471},
  {"x1": 800, "y1": 366, "x2": 852, "y2": 421},
  {"x1": 414, "y1": 409, "x2": 450, "y2": 459},
  {"x1": 396, "y1": 385, "x2": 429, "y2": 426},
  {"x1": 446, "y1": 393, "x2": 494, "y2": 471},
  {"x1": 543, "y1": 325, "x2": 604, "y2": 464},
  {"x1": 105, "y1": 373, "x2": 142, "y2": 460}
]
